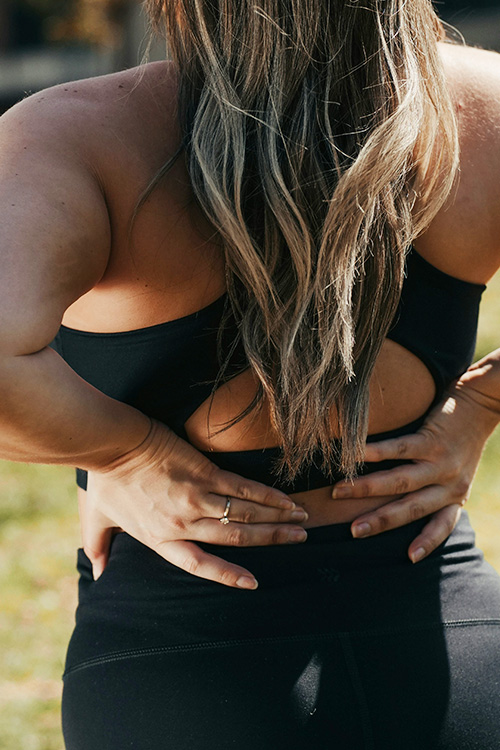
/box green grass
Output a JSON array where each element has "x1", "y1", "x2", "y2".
[
  {"x1": 1, "y1": 278, "x2": 500, "y2": 749},
  {"x1": 464, "y1": 278, "x2": 500, "y2": 566},
  {"x1": 0, "y1": 466, "x2": 78, "y2": 749}
]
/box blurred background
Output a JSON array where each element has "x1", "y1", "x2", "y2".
[
  {"x1": 0, "y1": 0, "x2": 163, "y2": 116},
  {"x1": 1, "y1": 1, "x2": 500, "y2": 748}
]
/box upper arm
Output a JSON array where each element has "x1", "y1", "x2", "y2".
[
  {"x1": 430, "y1": 44, "x2": 500, "y2": 282},
  {"x1": 0, "y1": 89, "x2": 111, "y2": 356}
]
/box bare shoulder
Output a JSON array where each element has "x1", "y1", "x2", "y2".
[
  {"x1": 439, "y1": 42, "x2": 500, "y2": 100},
  {"x1": 439, "y1": 43, "x2": 500, "y2": 148},
  {"x1": 0, "y1": 69, "x2": 156, "y2": 352},
  {"x1": 419, "y1": 43, "x2": 500, "y2": 283},
  {"x1": 1, "y1": 61, "x2": 178, "y2": 170}
]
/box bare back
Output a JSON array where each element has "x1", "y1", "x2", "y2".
[{"x1": 29, "y1": 44, "x2": 500, "y2": 525}]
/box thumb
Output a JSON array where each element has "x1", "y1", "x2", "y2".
[{"x1": 82, "y1": 511, "x2": 114, "y2": 581}]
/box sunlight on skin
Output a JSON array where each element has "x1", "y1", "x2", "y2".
[
  {"x1": 182, "y1": 339, "x2": 436, "y2": 526},
  {"x1": 185, "y1": 340, "x2": 436, "y2": 454}
]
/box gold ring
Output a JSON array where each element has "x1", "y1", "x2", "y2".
[{"x1": 219, "y1": 496, "x2": 232, "y2": 524}]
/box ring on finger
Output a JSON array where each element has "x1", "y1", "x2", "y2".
[{"x1": 219, "y1": 496, "x2": 232, "y2": 525}]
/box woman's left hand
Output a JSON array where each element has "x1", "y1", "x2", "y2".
[{"x1": 331, "y1": 367, "x2": 500, "y2": 563}]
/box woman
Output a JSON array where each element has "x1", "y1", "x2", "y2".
[{"x1": 1, "y1": 1, "x2": 500, "y2": 747}]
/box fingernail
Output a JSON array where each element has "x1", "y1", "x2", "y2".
[
  {"x1": 288, "y1": 528, "x2": 308, "y2": 543},
  {"x1": 332, "y1": 486, "x2": 351, "y2": 499},
  {"x1": 352, "y1": 522, "x2": 371, "y2": 538},
  {"x1": 291, "y1": 509, "x2": 308, "y2": 521},
  {"x1": 279, "y1": 497, "x2": 295, "y2": 509},
  {"x1": 236, "y1": 576, "x2": 258, "y2": 589},
  {"x1": 411, "y1": 547, "x2": 426, "y2": 563}
]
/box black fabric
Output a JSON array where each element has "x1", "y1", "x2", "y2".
[
  {"x1": 61, "y1": 510, "x2": 500, "y2": 749},
  {"x1": 51, "y1": 246, "x2": 485, "y2": 493},
  {"x1": 387, "y1": 248, "x2": 485, "y2": 392},
  {"x1": 54, "y1": 251, "x2": 500, "y2": 747}
]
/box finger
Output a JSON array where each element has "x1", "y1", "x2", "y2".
[
  {"x1": 191, "y1": 518, "x2": 308, "y2": 547},
  {"x1": 332, "y1": 463, "x2": 435, "y2": 500},
  {"x1": 363, "y1": 432, "x2": 428, "y2": 463},
  {"x1": 82, "y1": 517, "x2": 114, "y2": 581},
  {"x1": 407, "y1": 504, "x2": 463, "y2": 563},
  {"x1": 213, "y1": 469, "x2": 294, "y2": 509},
  {"x1": 350, "y1": 486, "x2": 448, "y2": 538},
  {"x1": 153, "y1": 539, "x2": 259, "y2": 589},
  {"x1": 208, "y1": 495, "x2": 308, "y2": 525}
]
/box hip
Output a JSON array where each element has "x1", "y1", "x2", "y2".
[{"x1": 64, "y1": 509, "x2": 500, "y2": 673}]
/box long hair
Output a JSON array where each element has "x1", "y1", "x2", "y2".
[{"x1": 140, "y1": 0, "x2": 459, "y2": 481}]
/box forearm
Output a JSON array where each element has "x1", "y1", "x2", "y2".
[
  {"x1": 452, "y1": 348, "x2": 500, "y2": 434},
  {"x1": 0, "y1": 346, "x2": 152, "y2": 469}
]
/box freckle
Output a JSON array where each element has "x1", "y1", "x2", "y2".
[
  {"x1": 73, "y1": 90, "x2": 78, "y2": 93},
  {"x1": 64, "y1": 88, "x2": 68, "y2": 92},
  {"x1": 118, "y1": 85, "x2": 124, "y2": 89}
]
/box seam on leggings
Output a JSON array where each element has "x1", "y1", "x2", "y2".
[
  {"x1": 62, "y1": 619, "x2": 500, "y2": 678},
  {"x1": 338, "y1": 633, "x2": 375, "y2": 750},
  {"x1": 353, "y1": 618, "x2": 500, "y2": 639}
]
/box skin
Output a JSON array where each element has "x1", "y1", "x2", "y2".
[{"x1": 0, "y1": 42, "x2": 500, "y2": 587}]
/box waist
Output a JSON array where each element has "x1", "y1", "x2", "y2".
[
  {"x1": 68, "y1": 509, "x2": 500, "y2": 660},
  {"x1": 289, "y1": 485, "x2": 403, "y2": 528}
]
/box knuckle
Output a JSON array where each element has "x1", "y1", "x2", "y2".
[
  {"x1": 414, "y1": 432, "x2": 428, "y2": 450},
  {"x1": 203, "y1": 461, "x2": 221, "y2": 484},
  {"x1": 242, "y1": 506, "x2": 257, "y2": 524},
  {"x1": 260, "y1": 489, "x2": 275, "y2": 506},
  {"x1": 408, "y1": 501, "x2": 424, "y2": 522},
  {"x1": 453, "y1": 479, "x2": 470, "y2": 498},
  {"x1": 373, "y1": 512, "x2": 391, "y2": 532},
  {"x1": 428, "y1": 433, "x2": 446, "y2": 457},
  {"x1": 395, "y1": 440, "x2": 409, "y2": 459},
  {"x1": 368, "y1": 445, "x2": 382, "y2": 461},
  {"x1": 272, "y1": 527, "x2": 287, "y2": 545},
  {"x1": 181, "y1": 554, "x2": 201, "y2": 577},
  {"x1": 394, "y1": 477, "x2": 410, "y2": 495},
  {"x1": 444, "y1": 458, "x2": 461, "y2": 480},
  {"x1": 427, "y1": 433, "x2": 445, "y2": 458},
  {"x1": 422, "y1": 517, "x2": 457, "y2": 553},
  {"x1": 183, "y1": 490, "x2": 200, "y2": 514},
  {"x1": 218, "y1": 568, "x2": 237, "y2": 586},
  {"x1": 235, "y1": 483, "x2": 252, "y2": 502},
  {"x1": 190, "y1": 454, "x2": 218, "y2": 482},
  {"x1": 227, "y1": 527, "x2": 246, "y2": 546},
  {"x1": 281, "y1": 508, "x2": 297, "y2": 522},
  {"x1": 355, "y1": 482, "x2": 370, "y2": 497}
]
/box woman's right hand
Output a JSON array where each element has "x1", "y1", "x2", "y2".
[{"x1": 82, "y1": 419, "x2": 308, "y2": 589}]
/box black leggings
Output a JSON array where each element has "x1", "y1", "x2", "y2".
[{"x1": 62, "y1": 510, "x2": 500, "y2": 749}]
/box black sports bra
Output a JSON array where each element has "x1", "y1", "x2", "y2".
[{"x1": 50, "y1": 247, "x2": 486, "y2": 494}]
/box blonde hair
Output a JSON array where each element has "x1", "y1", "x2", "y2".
[{"x1": 141, "y1": 0, "x2": 459, "y2": 481}]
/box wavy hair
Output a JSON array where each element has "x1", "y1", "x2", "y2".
[{"x1": 140, "y1": 0, "x2": 459, "y2": 481}]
